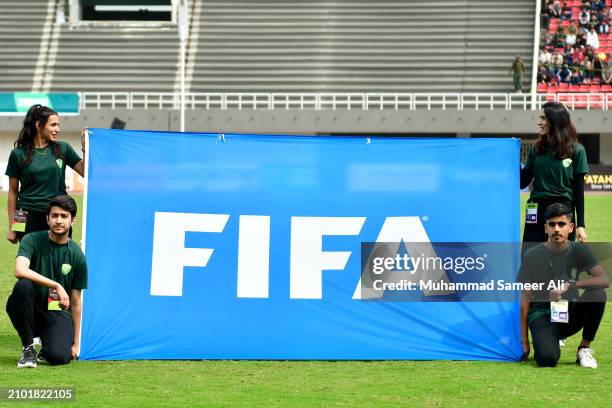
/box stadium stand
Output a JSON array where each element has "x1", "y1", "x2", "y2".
[
  {"x1": 538, "y1": 0, "x2": 612, "y2": 93},
  {"x1": 0, "y1": 0, "x2": 49, "y2": 92},
  {"x1": 49, "y1": 4, "x2": 180, "y2": 92},
  {"x1": 190, "y1": 0, "x2": 535, "y2": 93}
]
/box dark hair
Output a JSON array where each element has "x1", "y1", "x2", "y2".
[
  {"x1": 544, "y1": 202, "x2": 573, "y2": 223},
  {"x1": 15, "y1": 104, "x2": 61, "y2": 166},
  {"x1": 535, "y1": 101, "x2": 578, "y2": 159},
  {"x1": 47, "y1": 195, "x2": 77, "y2": 218}
]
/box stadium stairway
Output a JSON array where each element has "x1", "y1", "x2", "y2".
[
  {"x1": 190, "y1": 0, "x2": 536, "y2": 93},
  {"x1": 48, "y1": 10, "x2": 180, "y2": 92},
  {"x1": 0, "y1": 0, "x2": 50, "y2": 92}
]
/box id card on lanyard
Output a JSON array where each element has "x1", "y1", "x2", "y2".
[
  {"x1": 551, "y1": 300, "x2": 569, "y2": 323},
  {"x1": 526, "y1": 203, "x2": 538, "y2": 224},
  {"x1": 11, "y1": 210, "x2": 28, "y2": 232}
]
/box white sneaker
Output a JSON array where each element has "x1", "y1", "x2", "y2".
[
  {"x1": 33, "y1": 337, "x2": 42, "y2": 347},
  {"x1": 559, "y1": 338, "x2": 566, "y2": 347},
  {"x1": 576, "y1": 347, "x2": 598, "y2": 368}
]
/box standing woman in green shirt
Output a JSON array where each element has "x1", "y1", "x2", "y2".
[
  {"x1": 5, "y1": 104, "x2": 85, "y2": 243},
  {"x1": 520, "y1": 101, "x2": 589, "y2": 246}
]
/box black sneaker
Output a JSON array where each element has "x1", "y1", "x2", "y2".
[
  {"x1": 17, "y1": 345, "x2": 37, "y2": 368},
  {"x1": 36, "y1": 352, "x2": 49, "y2": 365}
]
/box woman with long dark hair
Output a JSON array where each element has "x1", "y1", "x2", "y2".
[
  {"x1": 5, "y1": 104, "x2": 85, "y2": 243},
  {"x1": 520, "y1": 101, "x2": 589, "y2": 245}
]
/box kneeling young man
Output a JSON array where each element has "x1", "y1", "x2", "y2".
[
  {"x1": 520, "y1": 203, "x2": 609, "y2": 368},
  {"x1": 6, "y1": 195, "x2": 87, "y2": 368}
]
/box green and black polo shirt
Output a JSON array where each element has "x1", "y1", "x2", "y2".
[
  {"x1": 17, "y1": 231, "x2": 88, "y2": 319},
  {"x1": 4, "y1": 141, "x2": 82, "y2": 212},
  {"x1": 524, "y1": 143, "x2": 589, "y2": 201}
]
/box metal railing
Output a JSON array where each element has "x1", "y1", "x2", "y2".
[{"x1": 80, "y1": 92, "x2": 612, "y2": 111}]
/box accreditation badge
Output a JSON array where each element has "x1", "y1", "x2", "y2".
[
  {"x1": 47, "y1": 288, "x2": 61, "y2": 311},
  {"x1": 550, "y1": 300, "x2": 569, "y2": 323},
  {"x1": 11, "y1": 210, "x2": 27, "y2": 232},
  {"x1": 525, "y1": 203, "x2": 538, "y2": 224}
]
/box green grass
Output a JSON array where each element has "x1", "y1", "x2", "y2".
[{"x1": 0, "y1": 193, "x2": 611, "y2": 407}]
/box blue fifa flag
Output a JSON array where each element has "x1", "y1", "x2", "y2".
[{"x1": 80, "y1": 129, "x2": 522, "y2": 361}]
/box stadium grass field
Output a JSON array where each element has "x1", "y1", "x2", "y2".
[{"x1": 0, "y1": 193, "x2": 610, "y2": 407}]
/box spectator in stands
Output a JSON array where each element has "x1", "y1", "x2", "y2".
[
  {"x1": 520, "y1": 102, "x2": 589, "y2": 245},
  {"x1": 566, "y1": 30, "x2": 577, "y2": 47},
  {"x1": 550, "y1": 62, "x2": 563, "y2": 82},
  {"x1": 538, "y1": 64, "x2": 552, "y2": 84},
  {"x1": 592, "y1": 0, "x2": 606, "y2": 12},
  {"x1": 4, "y1": 105, "x2": 86, "y2": 244},
  {"x1": 552, "y1": 52, "x2": 564, "y2": 67},
  {"x1": 574, "y1": 45, "x2": 587, "y2": 64},
  {"x1": 576, "y1": 32, "x2": 587, "y2": 48},
  {"x1": 584, "y1": 56, "x2": 595, "y2": 79},
  {"x1": 590, "y1": 13, "x2": 600, "y2": 29},
  {"x1": 541, "y1": 11, "x2": 551, "y2": 30},
  {"x1": 602, "y1": 63, "x2": 612, "y2": 84},
  {"x1": 568, "y1": 21, "x2": 579, "y2": 35},
  {"x1": 593, "y1": 54, "x2": 605, "y2": 79},
  {"x1": 559, "y1": 64, "x2": 573, "y2": 83},
  {"x1": 570, "y1": 67, "x2": 584, "y2": 85},
  {"x1": 597, "y1": 11, "x2": 609, "y2": 33},
  {"x1": 561, "y1": 4, "x2": 573, "y2": 21},
  {"x1": 580, "y1": 9, "x2": 591, "y2": 31},
  {"x1": 551, "y1": 0, "x2": 562, "y2": 17},
  {"x1": 586, "y1": 27, "x2": 600, "y2": 49},
  {"x1": 554, "y1": 26, "x2": 567, "y2": 48},
  {"x1": 544, "y1": 31, "x2": 556, "y2": 49},
  {"x1": 564, "y1": 45, "x2": 575, "y2": 66},
  {"x1": 511, "y1": 55, "x2": 525, "y2": 93},
  {"x1": 539, "y1": 47, "x2": 553, "y2": 65}
]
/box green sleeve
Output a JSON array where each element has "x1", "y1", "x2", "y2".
[
  {"x1": 16, "y1": 234, "x2": 36, "y2": 260},
  {"x1": 63, "y1": 142, "x2": 82, "y2": 168},
  {"x1": 5, "y1": 149, "x2": 21, "y2": 178},
  {"x1": 573, "y1": 144, "x2": 589, "y2": 175},
  {"x1": 72, "y1": 251, "x2": 88, "y2": 290},
  {"x1": 524, "y1": 147, "x2": 536, "y2": 172}
]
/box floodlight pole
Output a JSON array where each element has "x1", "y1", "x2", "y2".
[{"x1": 178, "y1": 1, "x2": 188, "y2": 132}]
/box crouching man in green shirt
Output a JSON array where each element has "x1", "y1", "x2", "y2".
[
  {"x1": 5, "y1": 195, "x2": 87, "y2": 368},
  {"x1": 520, "y1": 203, "x2": 609, "y2": 368}
]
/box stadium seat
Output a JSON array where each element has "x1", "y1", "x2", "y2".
[
  {"x1": 602, "y1": 84, "x2": 612, "y2": 92},
  {"x1": 537, "y1": 83, "x2": 548, "y2": 92},
  {"x1": 558, "y1": 93, "x2": 571, "y2": 102},
  {"x1": 569, "y1": 85, "x2": 581, "y2": 92},
  {"x1": 579, "y1": 85, "x2": 590, "y2": 92},
  {"x1": 559, "y1": 82, "x2": 569, "y2": 91},
  {"x1": 590, "y1": 85, "x2": 602, "y2": 92}
]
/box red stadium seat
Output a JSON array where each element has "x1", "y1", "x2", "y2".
[
  {"x1": 569, "y1": 85, "x2": 581, "y2": 92},
  {"x1": 602, "y1": 84, "x2": 612, "y2": 92},
  {"x1": 590, "y1": 85, "x2": 602, "y2": 92},
  {"x1": 559, "y1": 82, "x2": 569, "y2": 91},
  {"x1": 579, "y1": 85, "x2": 590, "y2": 92},
  {"x1": 537, "y1": 83, "x2": 548, "y2": 92},
  {"x1": 558, "y1": 93, "x2": 571, "y2": 102}
]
